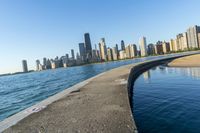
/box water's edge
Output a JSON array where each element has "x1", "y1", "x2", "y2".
[{"x1": 0, "y1": 52, "x2": 199, "y2": 132}]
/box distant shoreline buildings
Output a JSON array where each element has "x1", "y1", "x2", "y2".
[{"x1": 21, "y1": 25, "x2": 200, "y2": 72}]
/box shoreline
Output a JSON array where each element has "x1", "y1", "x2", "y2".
[
  {"x1": 1, "y1": 51, "x2": 200, "y2": 132},
  {"x1": 1, "y1": 64, "x2": 137, "y2": 133}
]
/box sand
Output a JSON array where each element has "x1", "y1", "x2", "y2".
[{"x1": 168, "y1": 54, "x2": 200, "y2": 67}]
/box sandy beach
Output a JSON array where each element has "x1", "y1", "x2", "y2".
[
  {"x1": 168, "y1": 54, "x2": 200, "y2": 67},
  {"x1": 3, "y1": 64, "x2": 136, "y2": 133}
]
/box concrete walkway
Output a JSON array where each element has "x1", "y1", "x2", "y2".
[{"x1": 3, "y1": 64, "x2": 137, "y2": 133}]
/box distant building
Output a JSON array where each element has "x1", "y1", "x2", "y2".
[
  {"x1": 121, "y1": 40, "x2": 125, "y2": 50},
  {"x1": 125, "y1": 45, "x2": 131, "y2": 58},
  {"x1": 154, "y1": 41, "x2": 163, "y2": 55},
  {"x1": 112, "y1": 47, "x2": 118, "y2": 60},
  {"x1": 99, "y1": 38, "x2": 107, "y2": 61},
  {"x1": 187, "y1": 25, "x2": 200, "y2": 49},
  {"x1": 107, "y1": 48, "x2": 113, "y2": 61},
  {"x1": 79, "y1": 43, "x2": 86, "y2": 61},
  {"x1": 139, "y1": 37, "x2": 147, "y2": 56},
  {"x1": 119, "y1": 50, "x2": 126, "y2": 60},
  {"x1": 71, "y1": 49, "x2": 75, "y2": 60},
  {"x1": 162, "y1": 42, "x2": 170, "y2": 54},
  {"x1": 129, "y1": 44, "x2": 137, "y2": 58},
  {"x1": 22, "y1": 60, "x2": 28, "y2": 72},
  {"x1": 170, "y1": 39, "x2": 176, "y2": 52},
  {"x1": 147, "y1": 44, "x2": 155, "y2": 55},
  {"x1": 115, "y1": 44, "x2": 119, "y2": 59},
  {"x1": 84, "y1": 33, "x2": 92, "y2": 60},
  {"x1": 36, "y1": 60, "x2": 40, "y2": 71}
]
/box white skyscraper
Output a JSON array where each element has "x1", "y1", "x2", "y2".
[{"x1": 139, "y1": 37, "x2": 147, "y2": 56}]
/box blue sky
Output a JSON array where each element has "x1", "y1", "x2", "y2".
[{"x1": 0, "y1": 0, "x2": 200, "y2": 74}]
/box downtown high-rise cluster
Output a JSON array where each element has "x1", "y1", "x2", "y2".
[{"x1": 21, "y1": 25, "x2": 200, "y2": 72}]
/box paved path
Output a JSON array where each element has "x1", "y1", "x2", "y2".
[{"x1": 4, "y1": 64, "x2": 137, "y2": 133}]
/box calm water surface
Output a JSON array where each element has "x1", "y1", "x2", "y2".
[{"x1": 133, "y1": 66, "x2": 200, "y2": 133}]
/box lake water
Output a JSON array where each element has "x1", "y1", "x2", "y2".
[
  {"x1": 0, "y1": 56, "x2": 169, "y2": 122},
  {"x1": 133, "y1": 66, "x2": 200, "y2": 133}
]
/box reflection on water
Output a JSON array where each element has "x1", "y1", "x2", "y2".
[
  {"x1": 133, "y1": 66, "x2": 200, "y2": 133},
  {"x1": 143, "y1": 71, "x2": 151, "y2": 83}
]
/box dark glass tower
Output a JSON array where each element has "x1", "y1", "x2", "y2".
[
  {"x1": 121, "y1": 40, "x2": 125, "y2": 50},
  {"x1": 84, "y1": 33, "x2": 92, "y2": 60}
]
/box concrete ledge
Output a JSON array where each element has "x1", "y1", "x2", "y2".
[{"x1": 0, "y1": 72, "x2": 106, "y2": 132}]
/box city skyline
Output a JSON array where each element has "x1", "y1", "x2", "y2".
[{"x1": 1, "y1": 0, "x2": 200, "y2": 74}]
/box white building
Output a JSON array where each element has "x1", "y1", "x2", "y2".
[{"x1": 139, "y1": 37, "x2": 147, "y2": 56}]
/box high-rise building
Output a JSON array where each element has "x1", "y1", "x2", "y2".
[
  {"x1": 125, "y1": 45, "x2": 131, "y2": 58},
  {"x1": 187, "y1": 25, "x2": 200, "y2": 49},
  {"x1": 22, "y1": 60, "x2": 28, "y2": 72},
  {"x1": 170, "y1": 39, "x2": 176, "y2": 52},
  {"x1": 36, "y1": 60, "x2": 40, "y2": 71},
  {"x1": 119, "y1": 50, "x2": 126, "y2": 60},
  {"x1": 147, "y1": 44, "x2": 155, "y2": 55},
  {"x1": 46, "y1": 59, "x2": 52, "y2": 69},
  {"x1": 84, "y1": 33, "x2": 92, "y2": 60},
  {"x1": 112, "y1": 47, "x2": 118, "y2": 60},
  {"x1": 115, "y1": 44, "x2": 119, "y2": 59},
  {"x1": 107, "y1": 48, "x2": 113, "y2": 61},
  {"x1": 99, "y1": 38, "x2": 107, "y2": 61},
  {"x1": 129, "y1": 44, "x2": 137, "y2": 58},
  {"x1": 139, "y1": 37, "x2": 147, "y2": 56},
  {"x1": 121, "y1": 40, "x2": 125, "y2": 50},
  {"x1": 79, "y1": 43, "x2": 86, "y2": 61},
  {"x1": 182, "y1": 32, "x2": 188, "y2": 50},
  {"x1": 154, "y1": 41, "x2": 163, "y2": 55},
  {"x1": 162, "y1": 42, "x2": 170, "y2": 54},
  {"x1": 71, "y1": 49, "x2": 75, "y2": 60}
]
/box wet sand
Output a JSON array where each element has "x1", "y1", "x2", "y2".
[
  {"x1": 3, "y1": 64, "x2": 137, "y2": 133},
  {"x1": 168, "y1": 54, "x2": 200, "y2": 67}
]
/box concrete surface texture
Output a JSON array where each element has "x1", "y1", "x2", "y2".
[
  {"x1": 3, "y1": 64, "x2": 137, "y2": 133},
  {"x1": 168, "y1": 54, "x2": 200, "y2": 67}
]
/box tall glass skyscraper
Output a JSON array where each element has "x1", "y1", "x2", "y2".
[
  {"x1": 84, "y1": 33, "x2": 92, "y2": 60},
  {"x1": 121, "y1": 40, "x2": 125, "y2": 50},
  {"x1": 79, "y1": 43, "x2": 86, "y2": 61}
]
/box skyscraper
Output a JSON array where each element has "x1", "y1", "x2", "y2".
[
  {"x1": 36, "y1": 60, "x2": 40, "y2": 71},
  {"x1": 71, "y1": 49, "x2": 75, "y2": 60},
  {"x1": 139, "y1": 37, "x2": 147, "y2": 56},
  {"x1": 79, "y1": 43, "x2": 86, "y2": 61},
  {"x1": 22, "y1": 60, "x2": 28, "y2": 72},
  {"x1": 99, "y1": 38, "x2": 107, "y2": 61},
  {"x1": 147, "y1": 44, "x2": 155, "y2": 55},
  {"x1": 130, "y1": 44, "x2": 137, "y2": 58},
  {"x1": 115, "y1": 44, "x2": 119, "y2": 59},
  {"x1": 187, "y1": 25, "x2": 200, "y2": 48},
  {"x1": 121, "y1": 40, "x2": 125, "y2": 50},
  {"x1": 107, "y1": 48, "x2": 113, "y2": 61},
  {"x1": 84, "y1": 33, "x2": 92, "y2": 60},
  {"x1": 162, "y1": 42, "x2": 170, "y2": 54}
]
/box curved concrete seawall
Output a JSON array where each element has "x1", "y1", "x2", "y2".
[
  {"x1": 1, "y1": 52, "x2": 200, "y2": 133},
  {"x1": 127, "y1": 53, "x2": 200, "y2": 110}
]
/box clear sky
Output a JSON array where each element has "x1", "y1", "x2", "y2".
[{"x1": 0, "y1": 0, "x2": 200, "y2": 74}]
